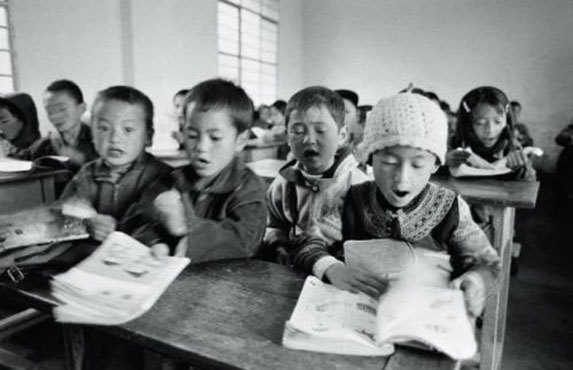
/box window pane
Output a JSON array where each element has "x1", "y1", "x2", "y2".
[
  {"x1": 0, "y1": 7, "x2": 6, "y2": 27},
  {"x1": 0, "y1": 50, "x2": 11, "y2": 75},
  {"x1": 0, "y1": 75, "x2": 12, "y2": 94},
  {"x1": 262, "y1": 0, "x2": 279, "y2": 21},
  {"x1": 241, "y1": 0, "x2": 261, "y2": 13},
  {"x1": 0, "y1": 28, "x2": 9, "y2": 50}
]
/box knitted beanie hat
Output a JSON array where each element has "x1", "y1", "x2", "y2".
[{"x1": 355, "y1": 92, "x2": 448, "y2": 164}]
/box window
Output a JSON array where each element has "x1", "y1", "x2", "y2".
[
  {"x1": 218, "y1": 0, "x2": 279, "y2": 106},
  {"x1": 0, "y1": 0, "x2": 15, "y2": 94}
]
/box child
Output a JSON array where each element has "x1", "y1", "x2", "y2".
[
  {"x1": 170, "y1": 88, "x2": 189, "y2": 149},
  {"x1": 335, "y1": 89, "x2": 361, "y2": 149},
  {"x1": 121, "y1": 78, "x2": 267, "y2": 262},
  {"x1": 28, "y1": 80, "x2": 98, "y2": 171},
  {"x1": 340, "y1": 92, "x2": 500, "y2": 317},
  {"x1": 0, "y1": 93, "x2": 41, "y2": 158},
  {"x1": 262, "y1": 86, "x2": 370, "y2": 278},
  {"x1": 446, "y1": 86, "x2": 536, "y2": 181},
  {"x1": 60, "y1": 85, "x2": 172, "y2": 242}
]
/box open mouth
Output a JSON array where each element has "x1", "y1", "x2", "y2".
[
  {"x1": 194, "y1": 158, "x2": 210, "y2": 168},
  {"x1": 303, "y1": 149, "x2": 320, "y2": 158},
  {"x1": 393, "y1": 190, "x2": 409, "y2": 198}
]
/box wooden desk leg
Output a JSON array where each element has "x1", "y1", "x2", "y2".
[{"x1": 480, "y1": 207, "x2": 515, "y2": 370}]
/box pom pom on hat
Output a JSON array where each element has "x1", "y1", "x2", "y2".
[{"x1": 355, "y1": 92, "x2": 448, "y2": 164}]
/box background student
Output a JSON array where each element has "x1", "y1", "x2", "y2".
[
  {"x1": 261, "y1": 86, "x2": 369, "y2": 277},
  {"x1": 29, "y1": 79, "x2": 98, "y2": 171},
  {"x1": 341, "y1": 92, "x2": 500, "y2": 317},
  {"x1": 446, "y1": 86, "x2": 536, "y2": 181},
  {"x1": 0, "y1": 93, "x2": 41, "y2": 158},
  {"x1": 60, "y1": 85, "x2": 172, "y2": 242},
  {"x1": 122, "y1": 78, "x2": 267, "y2": 263}
]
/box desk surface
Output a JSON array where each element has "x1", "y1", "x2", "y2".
[
  {"x1": 0, "y1": 168, "x2": 68, "y2": 184},
  {"x1": 0, "y1": 260, "x2": 456, "y2": 370},
  {"x1": 431, "y1": 175, "x2": 540, "y2": 209}
]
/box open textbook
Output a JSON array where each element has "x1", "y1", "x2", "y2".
[
  {"x1": 449, "y1": 146, "x2": 542, "y2": 178},
  {"x1": 0, "y1": 206, "x2": 89, "y2": 253},
  {"x1": 52, "y1": 231, "x2": 189, "y2": 325},
  {"x1": 283, "y1": 239, "x2": 477, "y2": 360}
]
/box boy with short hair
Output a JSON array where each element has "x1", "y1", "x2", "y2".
[
  {"x1": 31, "y1": 79, "x2": 98, "y2": 170},
  {"x1": 122, "y1": 78, "x2": 267, "y2": 262},
  {"x1": 340, "y1": 92, "x2": 500, "y2": 317},
  {"x1": 262, "y1": 86, "x2": 370, "y2": 277},
  {"x1": 60, "y1": 85, "x2": 172, "y2": 242}
]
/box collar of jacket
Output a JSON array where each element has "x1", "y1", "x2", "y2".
[
  {"x1": 278, "y1": 146, "x2": 355, "y2": 189},
  {"x1": 174, "y1": 155, "x2": 248, "y2": 194},
  {"x1": 92, "y1": 151, "x2": 150, "y2": 184}
]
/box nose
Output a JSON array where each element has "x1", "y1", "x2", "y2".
[
  {"x1": 109, "y1": 127, "x2": 121, "y2": 143},
  {"x1": 303, "y1": 130, "x2": 317, "y2": 145},
  {"x1": 195, "y1": 136, "x2": 209, "y2": 153},
  {"x1": 394, "y1": 163, "x2": 411, "y2": 186},
  {"x1": 483, "y1": 121, "x2": 493, "y2": 135}
]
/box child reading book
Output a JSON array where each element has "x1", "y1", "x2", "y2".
[
  {"x1": 121, "y1": 79, "x2": 267, "y2": 262},
  {"x1": 335, "y1": 92, "x2": 501, "y2": 319},
  {"x1": 261, "y1": 86, "x2": 370, "y2": 276},
  {"x1": 446, "y1": 86, "x2": 537, "y2": 181},
  {"x1": 59, "y1": 86, "x2": 172, "y2": 242}
]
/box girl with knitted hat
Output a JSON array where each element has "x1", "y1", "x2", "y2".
[
  {"x1": 337, "y1": 92, "x2": 500, "y2": 318},
  {"x1": 446, "y1": 86, "x2": 536, "y2": 181}
]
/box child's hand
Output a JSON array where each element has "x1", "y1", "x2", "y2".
[
  {"x1": 58, "y1": 145, "x2": 86, "y2": 166},
  {"x1": 276, "y1": 246, "x2": 291, "y2": 265},
  {"x1": 505, "y1": 149, "x2": 529, "y2": 169},
  {"x1": 154, "y1": 190, "x2": 188, "y2": 236},
  {"x1": 88, "y1": 214, "x2": 117, "y2": 242},
  {"x1": 445, "y1": 150, "x2": 471, "y2": 168},
  {"x1": 325, "y1": 264, "x2": 390, "y2": 298},
  {"x1": 151, "y1": 243, "x2": 170, "y2": 258},
  {"x1": 450, "y1": 273, "x2": 486, "y2": 318}
]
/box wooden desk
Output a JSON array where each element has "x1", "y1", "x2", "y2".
[
  {"x1": 0, "y1": 260, "x2": 457, "y2": 370},
  {"x1": 242, "y1": 140, "x2": 285, "y2": 163},
  {"x1": 431, "y1": 176, "x2": 539, "y2": 370},
  {"x1": 0, "y1": 169, "x2": 68, "y2": 214},
  {"x1": 147, "y1": 149, "x2": 190, "y2": 168}
]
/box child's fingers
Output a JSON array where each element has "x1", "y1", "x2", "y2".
[{"x1": 151, "y1": 243, "x2": 170, "y2": 258}]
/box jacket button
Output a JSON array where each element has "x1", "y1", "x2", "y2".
[{"x1": 311, "y1": 185, "x2": 319, "y2": 192}]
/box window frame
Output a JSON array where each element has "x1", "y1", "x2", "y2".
[
  {"x1": 217, "y1": 0, "x2": 279, "y2": 105},
  {"x1": 0, "y1": 0, "x2": 18, "y2": 93}
]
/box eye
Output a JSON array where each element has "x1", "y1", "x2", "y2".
[
  {"x1": 211, "y1": 135, "x2": 222, "y2": 141},
  {"x1": 96, "y1": 123, "x2": 110, "y2": 132},
  {"x1": 124, "y1": 127, "x2": 135, "y2": 134},
  {"x1": 186, "y1": 130, "x2": 198, "y2": 139}
]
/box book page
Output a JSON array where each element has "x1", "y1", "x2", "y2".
[
  {"x1": 0, "y1": 207, "x2": 88, "y2": 252},
  {"x1": 284, "y1": 276, "x2": 394, "y2": 356}
]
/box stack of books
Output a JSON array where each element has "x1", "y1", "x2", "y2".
[{"x1": 51, "y1": 232, "x2": 189, "y2": 325}]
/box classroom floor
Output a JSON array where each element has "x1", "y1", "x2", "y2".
[{"x1": 1, "y1": 175, "x2": 572, "y2": 370}]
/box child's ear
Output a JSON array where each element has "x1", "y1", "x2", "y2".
[
  {"x1": 431, "y1": 160, "x2": 440, "y2": 174},
  {"x1": 337, "y1": 125, "x2": 349, "y2": 147},
  {"x1": 79, "y1": 102, "x2": 87, "y2": 114},
  {"x1": 235, "y1": 129, "x2": 250, "y2": 152}
]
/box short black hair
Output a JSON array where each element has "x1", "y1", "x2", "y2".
[
  {"x1": 271, "y1": 100, "x2": 287, "y2": 115},
  {"x1": 510, "y1": 101, "x2": 521, "y2": 109},
  {"x1": 92, "y1": 85, "x2": 155, "y2": 145},
  {"x1": 173, "y1": 89, "x2": 189, "y2": 101},
  {"x1": 184, "y1": 78, "x2": 254, "y2": 133},
  {"x1": 335, "y1": 89, "x2": 359, "y2": 107},
  {"x1": 45, "y1": 79, "x2": 84, "y2": 104},
  {"x1": 284, "y1": 86, "x2": 345, "y2": 128}
]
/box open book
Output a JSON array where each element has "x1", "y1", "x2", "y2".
[
  {"x1": 0, "y1": 206, "x2": 89, "y2": 253},
  {"x1": 51, "y1": 231, "x2": 190, "y2": 325},
  {"x1": 283, "y1": 239, "x2": 477, "y2": 360},
  {"x1": 449, "y1": 146, "x2": 542, "y2": 178}
]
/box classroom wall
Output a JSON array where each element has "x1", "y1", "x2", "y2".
[
  {"x1": 10, "y1": 0, "x2": 124, "y2": 135},
  {"x1": 301, "y1": 0, "x2": 573, "y2": 172},
  {"x1": 11, "y1": 0, "x2": 304, "y2": 150}
]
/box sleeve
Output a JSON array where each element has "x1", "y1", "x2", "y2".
[
  {"x1": 263, "y1": 178, "x2": 292, "y2": 247},
  {"x1": 448, "y1": 196, "x2": 501, "y2": 296},
  {"x1": 181, "y1": 177, "x2": 268, "y2": 263},
  {"x1": 58, "y1": 166, "x2": 93, "y2": 203}
]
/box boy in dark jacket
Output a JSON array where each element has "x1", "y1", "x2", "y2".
[
  {"x1": 60, "y1": 85, "x2": 171, "y2": 242},
  {"x1": 122, "y1": 79, "x2": 267, "y2": 263}
]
